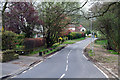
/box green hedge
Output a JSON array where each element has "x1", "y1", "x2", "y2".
[
  {"x1": 2, "y1": 50, "x2": 19, "y2": 62},
  {"x1": 2, "y1": 31, "x2": 17, "y2": 50},
  {"x1": 67, "y1": 32, "x2": 83, "y2": 40}
]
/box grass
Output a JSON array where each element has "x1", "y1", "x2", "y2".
[
  {"x1": 25, "y1": 37, "x2": 86, "y2": 56},
  {"x1": 63, "y1": 41, "x2": 75, "y2": 44},
  {"x1": 95, "y1": 39, "x2": 118, "y2": 55},
  {"x1": 50, "y1": 43, "x2": 60, "y2": 48},
  {"x1": 88, "y1": 50, "x2": 95, "y2": 56},
  {"x1": 45, "y1": 48, "x2": 58, "y2": 55},
  {"x1": 26, "y1": 46, "x2": 46, "y2": 56},
  {"x1": 63, "y1": 37, "x2": 85, "y2": 44},
  {"x1": 95, "y1": 39, "x2": 107, "y2": 45},
  {"x1": 108, "y1": 50, "x2": 118, "y2": 55}
]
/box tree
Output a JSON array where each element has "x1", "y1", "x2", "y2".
[
  {"x1": 37, "y1": 2, "x2": 85, "y2": 47},
  {"x1": 92, "y1": 2, "x2": 120, "y2": 53},
  {"x1": 4, "y1": 2, "x2": 43, "y2": 38}
]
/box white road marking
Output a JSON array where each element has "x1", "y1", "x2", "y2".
[
  {"x1": 48, "y1": 52, "x2": 58, "y2": 58},
  {"x1": 68, "y1": 53, "x2": 70, "y2": 56},
  {"x1": 59, "y1": 73, "x2": 65, "y2": 79},
  {"x1": 83, "y1": 54, "x2": 88, "y2": 60},
  {"x1": 65, "y1": 65, "x2": 68, "y2": 71},
  {"x1": 93, "y1": 64, "x2": 109, "y2": 78},
  {"x1": 67, "y1": 60, "x2": 68, "y2": 64},
  {"x1": 33, "y1": 61, "x2": 43, "y2": 68},
  {"x1": 67, "y1": 50, "x2": 72, "y2": 59},
  {"x1": 67, "y1": 55, "x2": 69, "y2": 59},
  {"x1": 22, "y1": 71, "x2": 27, "y2": 73},
  {"x1": 29, "y1": 67, "x2": 33, "y2": 70}
]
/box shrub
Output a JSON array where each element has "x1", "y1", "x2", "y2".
[
  {"x1": 67, "y1": 32, "x2": 83, "y2": 40},
  {"x1": 2, "y1": 31, "x2": 17, "y2": 50},
  {"x1": 15, "y1": 34, "x2": 25, "y2": 45},
  {"x1": 2, "y1": 50, "x2": 19, "y2": 62}
]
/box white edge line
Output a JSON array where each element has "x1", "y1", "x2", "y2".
[
  {"x1": 83, "y1": 54, "x2": 88, "y2": 60},
  {"x1": 60, "y1": 73, "x2": 65, "y2": 79},
  {"x1": 48, "y1": 52, "x2": 59, "y2": 58},
  {"x1": 33, "y1": 61, "x2": 43, "y2": 68},
  {"x1": 22, "y1": 71, "x2": 27, "y2": 73},
  {"x1": 93, "y1": 64, "x2": 109, "y2": 78}
]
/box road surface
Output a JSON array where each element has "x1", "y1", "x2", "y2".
[{"x1": 15, "y1": 38, "x2": 106, "y2": 78}]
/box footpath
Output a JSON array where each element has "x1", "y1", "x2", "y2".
[{"x1": 0, "y1": 55, "x2": 43, "y2": 78}]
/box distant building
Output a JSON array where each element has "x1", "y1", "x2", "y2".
[
  {"x1": 33, "y1": 25, "x2": 44, "y2": 38},
  {"x1": 67, "y1": 24, "x2": 86, "y2": 33},
  {"x1": 75, "y1": 25, "x2": 86, "y2": 32}
]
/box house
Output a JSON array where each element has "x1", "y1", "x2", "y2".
[
  {"x1": 67, "y1": 24, "x2": 86, "y2": 33},
  {"x1": 33, "y1": 25, "x2": 44, "y2": 38}
]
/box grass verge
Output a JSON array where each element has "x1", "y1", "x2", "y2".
[{"x1": 63, "y1": 37, "x2": 85, "y2": 44}]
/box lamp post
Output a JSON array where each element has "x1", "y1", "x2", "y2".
[{"x1": 88, "y1": 11, "x2": 94, "y2": 54}]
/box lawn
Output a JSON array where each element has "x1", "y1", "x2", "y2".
[{"x1": 63, "y1": 37, "x2": 85, "y2": 44}]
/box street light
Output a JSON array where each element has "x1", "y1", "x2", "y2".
[{"x1": 88, "y1": 11, "x2": 94, "y2": 54}]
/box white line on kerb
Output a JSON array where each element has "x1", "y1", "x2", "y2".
[
  {"x1": 93, "y1": 64, "x2": 109, "y2": 78},
  {"x1": 65, "y1": 65, "x2": 68, "y2": 71},
  {"x1": 59, "y1": 73, "x2": 65, "y2": 79},
  {"x1": 33, "y1": 61, "x2": 43, "y2": 67},
  {"x1": 22, "y1": 71, "x2": 27, "y2": 73},
  {"x1": 83, "y1": 54, "x2": 88, "y2": 60}
]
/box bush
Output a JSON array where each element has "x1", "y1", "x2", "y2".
[
  {"x1": 2, "y1": 50, "x2": 19, "y2": 62},
  {"x1": 15, "y1": 34, "x2": 25, "y2": 45},
  {"x1": 2, "y1": 31, "x2": 17, "y2": 50},
  {"x1": 67, "y1": 32, "x2": 83, "y2": 40},
  {"x1": 23, "y1": 38, "x2": 45, "y2": 50},
  {"x1": 15, "y1": 34, "x2": 25, "y2": 50}
]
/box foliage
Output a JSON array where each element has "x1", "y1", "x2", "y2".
[
  {"x1": 93, "y1": 2, "x2": 119, "y2": 52},
  {"x1": 37, "y1": 2, "x2": 82, "y2": 47},
  {"x1": 23, "y1": 38, "x2": 45, "y2": 50},
  {"x1": 85, "y1": 30, "x2": 91, "y2": 35},
  {"x1": 67, "y1": 32, "x2": 83, "y2": 40},
  {"x1": 4, "y1": 2, "x2": 43, "y2": 38},
  {"x1": 2, "y1": 31, "x2": 17, "y2": 50},
  {"x1": 15, "y1": 34, "x2": 25, "y2": 50},
  {"x1": 2, "y1": 50, "x2": 19, "y2": 62},
  {"x1": 63, "y1": 37, "x2": 85, "y2": 44}
]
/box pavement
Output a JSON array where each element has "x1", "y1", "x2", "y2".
[
  {"x1": 12, "y1": 38, "x2": 106, "y2": 78},
  {"x1": 0, "y1": 56, "x2": 43, "y2": 78}
]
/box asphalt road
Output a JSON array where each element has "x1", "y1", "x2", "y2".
[{"x1": 15, "y1": 38, "x2": 106, "y2": 78}]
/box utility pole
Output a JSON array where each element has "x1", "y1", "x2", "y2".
[{"x1": 89, "y1": 11, "x2": 94, "y2": 54}]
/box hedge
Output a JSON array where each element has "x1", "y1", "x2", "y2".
[
  {"x1": 2, "y1": 31, "x2": 17, "y2": 50},
  {"x1": 2, "y1": 50, "x2": 19, "y2": 62},
  {"x1": 23, "y1": 38, "x2": 45, "y2": 50},
  {"x1": 67, "y1": 32, "x2": 84, "y2": 40}
]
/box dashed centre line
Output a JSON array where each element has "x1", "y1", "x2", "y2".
[
  {"x1": 59, "y1": 50, "x2": 72, "y2": 79},
  {"x1": 65, "y1": 65, "x2": 68, "y2": 71},
  {"x1": 67, "y1": 60, "x2": 68, "y2": 64}
]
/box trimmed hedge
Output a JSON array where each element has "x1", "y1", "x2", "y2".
[
  {"x1": 67, "y1": 32, "x2": 84, "y2": 40},
  {"x1": 2, "y1": 31, "x2": 17, "y2": 50},
  {"x1": 23, "y1": 38, "x2": 45, "y2": 53},
  {"x1": 2, "y1": 50, "x2": 19, "y2": 62}
]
